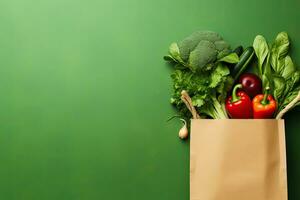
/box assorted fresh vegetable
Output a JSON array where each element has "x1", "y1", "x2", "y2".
[
  {"x1": 164, "y1": 31, "x2": 239, "y2": 120},
  {"x1": 232, "y1": 47, "x2": 255, "y2": 81},
  {"x1": 178, "y1": 118, "x2": 189, "y2": 139},
  {"x1": 164, "y1": 30, "x2": 300, "y2": 133},
  {"x1": 253, "y1": 32, "x2": 300, "y2": 116},
  {"x1": 252, "y1": 87, "x2": 277, "y2": 119},
  {"x1": 225, "y1": 84, "x2": 253, "y2": 119},
  {"x1": 238, "y1": 73, "x2": 262, "y2": 98},
  {"x1": 164, "y1": 31, "x2": 239, "y2": 72},
  {"x1": 233, "y1": 46, "x2": 243, "y2": 57}
]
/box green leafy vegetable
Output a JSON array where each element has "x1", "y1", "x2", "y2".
[
  {"x1": 169, "y1": 62, "x2": 233, "y2": 119},
  {"x1": 253, "y1": 35, "x2": 272, "y2": 89},
  {"x1": 165, "y1": 31, "x2": 238, "y2": 119},
  {"x1": 281, "y1": 56, "x2": 296, "y2": 79},
  {"x1": 279, "y1": 86, "x2": 300, "y2": 112},
  {"x1": 253, "y1": 35, "x2": 269, "y2": 77},
  {"x1": 273, "y1": 75, "x2": 286, "y2": 101},
  {"x1": 252, "y1": 32, "x2": 300, "y2": 115},
  {"x1": 270, "y1": 32, "x2": 290, "y2": 73},
  {"x1": 218, "y1": 52, "x2": 240, "y2": 63}
]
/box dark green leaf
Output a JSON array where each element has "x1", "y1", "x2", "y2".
[{"x1": 163, "y1": 55, "x2": 176, "y2": 62}]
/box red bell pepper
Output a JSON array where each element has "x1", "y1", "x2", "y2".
[
  {"x1": 252, "y1": 87, "x2": 276, "y2": 119},
  {"x1": 226, "y1": 84, "x2": 253, "y2": 119}
]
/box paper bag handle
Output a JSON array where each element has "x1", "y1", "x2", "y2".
[
  {"x1": 276, "y1": 90, "x2": 300, "y2": 119},
  {"x1": 181, "y1": 90, "x2": 200, "y2": 119}
]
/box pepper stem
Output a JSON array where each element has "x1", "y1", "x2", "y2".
[
  {"x1": 231, "y1": 84, "x2": 243, "y2": 103},
  {"x1": 261, "y1": 87, "x2": 270, "y2": 105}
]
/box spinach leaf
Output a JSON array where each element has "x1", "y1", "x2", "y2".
[
  {"x1": 253, "y1": 35, "x2": 269, "y2": 77},
  {"x1": 253, "y1": 32, "x2": 300, "y2": 116},
  {"x1": 281, "y1": 56, "x2": 296, "y2": 80},
  {"x1": 273, "y1": 75, "x2": 286, "y2": 103},
  {"x1": 270, "y1": 32, "x2": 290, "y2": 73}
]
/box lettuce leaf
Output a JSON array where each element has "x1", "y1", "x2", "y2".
[{"x1": 169, "y1": 62, "x2": 231, "y2": 119}]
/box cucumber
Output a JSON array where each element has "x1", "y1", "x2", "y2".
[
  {"x1": 232, "y1": 47, "x2": 254, "y2": 80},
  {"x1": 233, "y1": 46, "x2": 243, "y2": 56}
]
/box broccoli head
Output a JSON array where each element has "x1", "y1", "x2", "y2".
[{"x1": 165, "y1": 31, "x2": 233, "y2": 72}]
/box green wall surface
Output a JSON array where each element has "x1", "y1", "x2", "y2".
[{"x1": 0, "y1": 0, "x2": 299, "y2": 199}]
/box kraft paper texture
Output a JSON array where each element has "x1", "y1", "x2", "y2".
[{"x1": 190, "y1": 119, "x2": 287, "y2": 200}]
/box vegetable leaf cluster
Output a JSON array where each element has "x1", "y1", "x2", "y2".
[
  {"x1": 253, "y1": 32, "x2": 300, "y2": 114},
  {"x1": 165, "y1": 31, "x2": 238, "y2": 119}
]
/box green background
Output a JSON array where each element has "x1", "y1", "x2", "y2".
[{"x1": 0, "y1": 0, "x2": 299, "y2": 199}]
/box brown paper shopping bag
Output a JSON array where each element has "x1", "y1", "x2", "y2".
[{"x1": 190, "y1": 119, "x2": 287, "y2": 200}]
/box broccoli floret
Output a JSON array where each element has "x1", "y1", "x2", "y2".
[
  {"x1": 167, "y1": 31, "x2": 232, "y2": 72},
  {"x1": 178, "y1": 31, "x2": 222, "y2": 61},
  {"x1": 214, "y1": 40, "x2": 230, "y2": 51},
  {"x1": 189, "y1": 40, "x2": 218, "y2": 71}
]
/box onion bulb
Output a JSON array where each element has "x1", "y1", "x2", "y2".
[{"x1": 179, "y1": 119, "x2": 188, "y2": 139}]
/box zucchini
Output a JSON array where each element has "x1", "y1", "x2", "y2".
[
  {"x1": 233, "y1": 46, "x2": 243, "y2": 56},
  {"x1": 232, "y1": 47, "x2": 254, "y2": 80}
]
